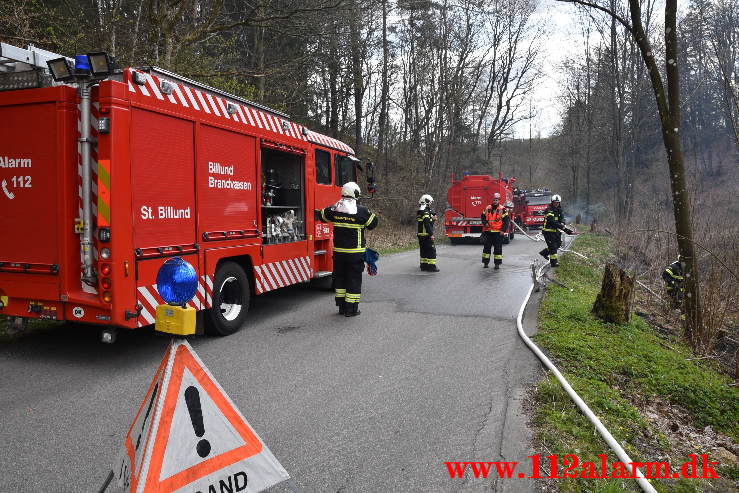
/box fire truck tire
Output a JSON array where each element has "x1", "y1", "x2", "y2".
[
  {"x1": 206, "y1": 261, "x2": 250, "y2": 336},
  {"x1": 449, "y1": 237, "x2": 461, "y2": 245}
]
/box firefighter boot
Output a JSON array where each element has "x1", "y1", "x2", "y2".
[
  {"x1": 539, "y1": 248, "x2": 549, "y2": 260},
  {"x1": 337, "y1": 300, "x2": 346, "y2": 315},
  {"x1": 494, "y1": 264, "x2": 500, "y2": 270},
  {"x1": 345, "y1": 303, "x2": 361, "y2": 317},
  {"x1": 550, "y1": 256, "x2": 559, "y2": 267},
  {"x1": 420, "y1": 263, "x2": 427, "y2": 271},
  {"x1": 427, "y1": 264, "x2": 440, "y2": 272}
]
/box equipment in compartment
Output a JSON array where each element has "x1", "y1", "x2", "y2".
[{"x1": 261, "y1": 148, "x2": 305, "y2": 244}]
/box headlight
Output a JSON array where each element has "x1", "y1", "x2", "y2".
[{"x1": 100, "y1": 248, "x2": 111, "y2": 259}]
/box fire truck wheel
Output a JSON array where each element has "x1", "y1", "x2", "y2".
[
  {"x1": 449, "y1": 237, "x2": 461, "y2": 245},
  {"x1": 206, "y1": 261, "x2": 250, "y2": 336}
]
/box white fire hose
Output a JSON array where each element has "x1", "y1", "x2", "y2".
[{"x1": 516, "y1": 237, "x2": 658, "y2": 493}]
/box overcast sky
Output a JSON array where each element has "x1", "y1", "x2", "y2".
[{"x1": 513, "y1": 0, "x2": 587, "y2": 139}]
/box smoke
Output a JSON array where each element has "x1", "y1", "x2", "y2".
[{"x1": 563, "y1": 200, "x2": 608, "y2": 225}]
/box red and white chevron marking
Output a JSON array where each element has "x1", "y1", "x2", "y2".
[
  {"x1": 125, "y1": 69, "x2": 354, "y2": 154},
  {"x1": 136, "y1": 275, "x2": 213, "y2": 327},
  {"x1": 253, "y1": 257, "x2": 312, "y2": 294}
]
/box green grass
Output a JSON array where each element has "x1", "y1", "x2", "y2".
[{"x1": 532, "y1": 233, "x2": 739, "y2": 492}]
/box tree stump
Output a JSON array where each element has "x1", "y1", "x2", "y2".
[
  {"x1": 576, "y1": 214, "x2": 582, "y2": 225},
  {"x1": 590, "y1": 220, "x2": 598, "y2": 232},
  {"x1": 592, "y1": 263, "x2": 634, "y2": 324}
]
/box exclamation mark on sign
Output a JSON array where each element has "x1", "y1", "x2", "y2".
[{"x1": 184, "y1": 386, "x2": 211, "y2": 458}]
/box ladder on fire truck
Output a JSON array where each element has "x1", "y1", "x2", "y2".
[{"x1": 0, "y1": 42, "x2": 72, "y2": 90}]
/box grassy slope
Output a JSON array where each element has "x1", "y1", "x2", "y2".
[{"x1": 532, "y1": 233, "x2": 739, "y2": 492}]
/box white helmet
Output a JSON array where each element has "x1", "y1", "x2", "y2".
[
  {"x1": 341, "y1": 182, "x2": 361, "y2": 199},
  {"x1": 551, "y1": 194, "x2": 562, "y2": 202},
  {"x1": 419, "y1": 194, "x2": 433, "y2": 205}
]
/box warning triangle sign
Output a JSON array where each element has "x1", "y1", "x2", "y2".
[{"x1": 113, "y1": 340, "x2": 289, "y2": 493}]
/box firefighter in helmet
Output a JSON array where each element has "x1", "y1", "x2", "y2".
[
  {"x1": 417, "y1": 194, "x2": 440, "y2": 272},
  {"x1": 318, "y1": 182, "x2": 378, "y2": 317},
  {"x1": 481, "y1": 192, "x2": 509, "y2": 269},
  {"x1": 539, "y1": 194, "x2": 573, "y2": 267},
  {"x1": 662, "y1": 256, "x2": 684, "y2": 308}
]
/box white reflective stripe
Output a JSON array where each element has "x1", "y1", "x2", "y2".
[
  {"x1": 173, "y1": 84, "x2": 189, "y2": 107},
  {"x1": 277, "y1": 260, "x2": 296, "y2": 285},
  {"x1": 291, "y1": 257, "x2": 307, "y2": 280},
  {"x1": 137, "y1": 79, "x2": 150, "y2": 97},
  {"x1": 258, "y1": 265, "x2": 277, "y2": 290},
  {"x1": 250, "y1": 108, "x2": 262, "y2": 128},
  {"x1": 216, "y1": 97, "x2": 230, "y2": 119},
  {"x1": 195, "y1": 90, "x2": 210, "y2": 113},
  {"x1": 286, "y1": 259, "x2": 303, "y2": 282},
  {"x1": 267, "y1": 263, "x2": 285, "y2": 287},
  {"x1": 165, "y1": 89, "x2": 177, "y2": 104},
  {"x1": 253, "y1": 266, "x2": 268, "y2": 292},
  {"x1": 296, "y1": 258, "x2": 309, "y2": 281},
  {"x1": 138, "y1": 286, "x2": 160, "y2": 312},
  {"x1": 205, "y1": 93, "x2": 221, "y2": 116},
  {"x1": 183, "y1": 85, "x2": 200, "y2": 110},
  {"x1": 128, "y1": 81, "x2": 136, "y2": 93},
  {"x1": 235, "y1": 105, "x2": 247, "y2": 125},
  {"x1": 297, "y1": 257, "x2": 310, "y2": 279},
  {"x1": 145, "y1": 73, "x2": 164, "y2": 100},
  {"x1": 242, "y1": 106, "x2": 255, "y2": 126},
  {"x1": 268, "y1": 114, "x2": 280, "y2": 133},
  {"x1": 303, "y1": 256, "x2": 312, "y2": 277},
  {"x1": 258, "y1": 111, "x2": 271, "y2": 130},
  {"x1": 205, "y1": 274, "x2": 213, "y2": 290},
  {"x1": 255, "y1": 277, "x2": 264, "y2": 294},
  {"x1": 139, "y1": 305, "x2": 155, "y2": 324}
]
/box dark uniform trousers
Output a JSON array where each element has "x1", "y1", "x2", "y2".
[
  {"x1": 482, "y1": 232, "x2": 504, "y2": 266},
  {"x1": 333, "y1": 252, "x2": 365, "y2": 309},
  {"x1": 418, "y1": 236, "x2": 437, "y2": 267},
  {"x1": 540, "y1": 231, "x2": 562, "y2": 266}
]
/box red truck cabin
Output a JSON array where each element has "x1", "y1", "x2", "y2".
[{"x1": 0, "y1": 66, "x2": 362, "y2": 336}]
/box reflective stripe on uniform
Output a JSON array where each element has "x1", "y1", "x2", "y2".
[
  {"x1": 334, "y1": 223, "x2": 363, "y2": 229},
  {"x1": 665, "y1": 268, "x2": 683, "y2": 280},
  {"x1": 482, "y1": 253, "x2": 491, "y2": 259},
  {"x1": 345, "y1": 293, "x2": 361, "y2": 303},
  {"x1": 334, "y1": 247, "x2": 365, "y2": 253},
  {"x1": 335, "y1": 288, "x2": 346, "y2": 298},
  {"x1": 365, "y1": 213, "x2": 376, "y2": 226},
  {"x1": 494, "y1": 255, "x2": 502, "y2": 260},
  {"x1": 550, "y1": 253, "x2": 557, "y2": 259}
]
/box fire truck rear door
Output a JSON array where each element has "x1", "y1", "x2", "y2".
[{"x1": 0, "y1": 88, "x2": 72, "y2": 300}]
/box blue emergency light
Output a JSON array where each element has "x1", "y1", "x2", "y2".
[
  {"x1": 156, "y1": 257, "x2": 198, "y2": 306},
  {"x1": 74, "y1": 55, "x2": 91, "y2": 75}
]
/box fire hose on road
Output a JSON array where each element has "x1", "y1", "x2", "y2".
[{"x1": 515, "y1": 234, "x2": 659, "y2": 493}]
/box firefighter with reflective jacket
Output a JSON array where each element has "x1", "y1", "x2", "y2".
[
  {"x1": 538, "y1": 194, "x2": 573, "y2": 267},
  {"x1": 417, "y1": 194, "x2": 440, "y2": 272},
  {"x1": 318, "y1": 182, "x2": 379, "y2": 317},
  {"x1": 662, "y1": 257, "x2": 684, "y2": 308},
  {"x1": 481, "y1": 193, "x2": 509, "y2": 269}
]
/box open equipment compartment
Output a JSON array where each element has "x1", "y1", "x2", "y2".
[{"x1": 261, "y1": 144, "x2": 305, "y2": 244}]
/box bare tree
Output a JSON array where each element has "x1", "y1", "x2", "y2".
[{"x1": 558, "y1": 0, "x2": 705, "y2": 349}]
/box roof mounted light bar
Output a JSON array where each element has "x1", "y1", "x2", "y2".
[{"x1": 146, "y1": 67, "x2": 290, "y2": 120}]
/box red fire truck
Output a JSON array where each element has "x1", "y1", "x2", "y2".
[
  {"x1": 0, "y1": 43, "x2": 374, "y2": 340},
  {"x1": 444, "y1": 173, "x2": 515, "y2": 244},
  {"x1": 512, "y1": 189, "x2": 551, "y2": 229}
]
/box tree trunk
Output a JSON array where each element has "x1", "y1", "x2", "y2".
[{"x1": 592, "y1": 263, "x2": 634, "y2": 324}]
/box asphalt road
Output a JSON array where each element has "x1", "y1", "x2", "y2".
[{"x1": 0, "y1": 236, "x2": 549, "y2": 492}]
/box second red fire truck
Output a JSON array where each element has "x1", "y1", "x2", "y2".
[
  {"x1": 0, "y1": 43, "x2": 374, "y2": 341},
  {"x1": 444, "y1": 173, "x2": 515, "y2": 244}
]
